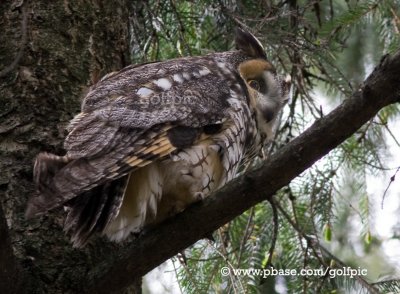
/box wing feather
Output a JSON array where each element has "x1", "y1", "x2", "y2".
[
  {"x1": 28, "y1": 126, "x2": 176, "y2": 217},
  {"x1": 62, "y1": 55, "x2": 239, "y2": 161},
  {"x1": 28, "y1": 54, "x2": 250, "y2": 219}
]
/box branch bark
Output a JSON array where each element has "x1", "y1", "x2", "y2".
[{"x1": 86, "y1": 51, "x2": 400, "y2": 293}]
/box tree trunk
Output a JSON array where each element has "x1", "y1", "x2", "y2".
[{"x1": 0, "y1": 1, "x2": 135, "y2": 292}]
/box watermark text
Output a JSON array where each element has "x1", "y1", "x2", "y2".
[{"x1": 220, "y1": 266, "x2": 367, "y2": 279}]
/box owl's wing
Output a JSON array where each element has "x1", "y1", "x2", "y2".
[
  {"x1": 65, "y1": 58, "x2": 233, "y2": 159},
  {"x1": 26, "y1": 59, "x2": 244, "y2": 218}
]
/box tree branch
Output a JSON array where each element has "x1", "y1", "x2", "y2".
[{"x1": 86, "y1": 51, "x2": 400, "y2": 293}]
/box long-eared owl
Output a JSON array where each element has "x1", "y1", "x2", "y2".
[{"x1": 26, "y1": 28, "x2": 290, "y2": 247}]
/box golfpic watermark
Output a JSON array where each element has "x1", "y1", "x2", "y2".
[{"x1": 220, "y1": 266, "x2": 368, "y2": 279}]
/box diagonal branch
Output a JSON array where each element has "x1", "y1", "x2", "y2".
[{"x1": 85, "y1": 51, "x2": 400, "y2": 293}]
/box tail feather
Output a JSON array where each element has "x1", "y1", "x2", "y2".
[
  {"x1": 64, "y1": 188, "x2": 105, "y2": 247},
  {"x1": 64, "y1": 175, "x2": 129, "y2": 247},
  {"x1": 26, "y1": 152, "x2": 130, "y2": 247},
  {"x1": 25, "y1": 153, "x2": 70, "y2": 219}
]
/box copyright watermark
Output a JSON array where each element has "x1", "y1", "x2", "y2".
[
  {"x1": 137, "y1": 89, "x2": 200, "y2": 108},
  {"x1": 220, "y1": 266, "x2": 367, "y2": 279}
]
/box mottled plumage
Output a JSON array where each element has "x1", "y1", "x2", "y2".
[{"x1": 26, "y1": 28, "x2": 290, "y2": 247}]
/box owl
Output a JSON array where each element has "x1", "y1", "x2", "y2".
[{"x1": 26, "y1": 28, "x2": 290, "y2": 247}]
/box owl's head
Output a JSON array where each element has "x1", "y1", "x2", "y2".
[{"x1": 235, "y1": 28, "x2": 291, "y2": 139}]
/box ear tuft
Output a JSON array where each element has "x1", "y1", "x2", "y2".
[{"x1": 235, "y1": 27, "x2": 267, "y2": 59}]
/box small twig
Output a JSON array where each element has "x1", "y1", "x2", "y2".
[
  {"x1": 185, "y1": 248, "x2": 237, "y2": 262},
  {"x1": 329, "y1": 0, "x2": 334, "y2": 19},
  {"x1": 217, "y1": 228, "x2": 230, "y2": 256},
  {"x1": 378, "y1": 114, "x2": 400, "y2": 147},
  {"x1": 275, "y1": 200, "x2": 327, "y2": 267},
  {"x1": 288, "y1": 190, "x2": 306, "y2": 252},
  {"x1": 169, "y1": 0, "x2": 192, "y2": 56},
  {"x1": 381, "y1": 166, "x2": 400, "y2": 208},
  {"x1": 302, "y1": 244, "x2": 310, "y2": 293},
  {"x1": 390, "y1": 6, "x2": 400, "y2": 34},
  {"x1": 237, "y1": 207, "x2": 255, "y2": 266},
  {"x1": 171, "y1": 258, "x2": 185, "y2": 294},
  {"x1": 208, "y1": 240, "x2": 243, "y2": 294},
  {"x1": 0, "y1": 3, "x2": 28, "y2": 78},
  {"x1": 176, "y1": 254, "x2": 202, "y2": 293},
  {"x1": 265, "y1": 198, "x2": 278, "y2": 268}
]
